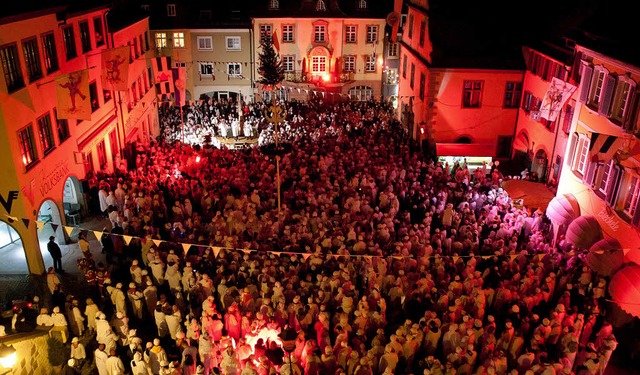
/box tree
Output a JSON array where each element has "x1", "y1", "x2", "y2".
[{"x1": 257, "y1": 33, "x2": 284, "y2": 89}]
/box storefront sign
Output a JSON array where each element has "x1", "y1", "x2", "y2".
[
  {"x1": 39, "y1": 161, "x2": 70, "y2": 196},
  {"x1": 598, "y1": 207, "x2": 620, "y2": 232}
]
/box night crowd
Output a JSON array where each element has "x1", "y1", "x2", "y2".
[{"x1": 9, "y1": 97, "x2": 620, "y2": 375}]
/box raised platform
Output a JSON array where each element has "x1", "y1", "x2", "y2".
[{"x1": 215, "y1": 136, "x2": 259, "y2": 150}]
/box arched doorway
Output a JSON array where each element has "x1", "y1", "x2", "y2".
[
  {"x1": 62, "y1": 176, "x2": 86, "y2": 226},
  {"x1": 532, "y1": 149, "x2": 548, "y2": 182},
  {"x1": 0, "y1": 220, "x2": 27, "y2": 274},
  {"x1": 37, "y1": 200, "x2": 64, "y2": 268}
]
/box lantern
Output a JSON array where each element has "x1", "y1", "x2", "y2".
[
  {"x1": 587, "y1": 238, "x2": 625, "y2": 276},
  {"x1": 608, "y1": 264, "x2": 640, "y2": 319},
  {"x1": 565, "y1": 215, "x2": 603, "y2": 250},
  {"x1": 545, "y1": 193, "x2": 580, "y2": 227}
]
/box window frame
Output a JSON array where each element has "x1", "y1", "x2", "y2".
[
  {"x1": 624, "y1": 174, "x2": 640, "y2": 219},
  {"x1": 155, "y1": 33, "x2": 167, "y2": 48},
  {"x1": 409, "y1": 63, "x2": 415, "y2": 89},
  {"x1": 419, "y1": 72, "x2": 425, "y2": 100},
  {"x1": 345, "y1": 25, "x2": 357, "y2": 44},
  {"x1": 419, "y1": 20, "x2": 426, "y2": 47},
  {"x1": 0, "y1": 43, "x2": 25, "y2": 92},
  {"x1": 388, "y1": 42, "x2": 398, "y2": 58},
  {"x1": 226, "y1": 36, "x2": 241, "y2": 51},
  {"x1": 54, "y1": 108, "x2": 70, "y2": 144},
  {"x1": 343, "y1": 55, "x2": 355, "y2": 72},
  {"x1": 41, "y1": 32, "x2": 59, "y2": 74},
  {"x1": 572, "y1": 133, "x2": 590, "y2": 175},
  {"x1": 97, "y1": 140, "x2": 107, "y2": 169},
  {"x1": 402, "y1": 54, "x2": 407, "y2": 79},
  {"x1": 503, "y1": 81, "x2": 522, "y2": 108},
  {"x1": 311, "y1": 56, "x2": 327, "y2": 74},
  {"x1": 408, "y1": 14, "x2": 414, "y2": 39},
  {"x1": 462, "y1": 80, "x2": 483, "y2": 108},
  {"x1": 314, "y1": 25, "x2": 326, "y2": 43},
  {"x1": 18, "y1": 124, "x2": 38, "y2": 169},
  {"x1": 173, "y1": 32, "x2": 185, "y2": 48},
  {"x1": 22, "y1": 37, "x2": 43, "y2": 83},
  {"x1": 227, "y1": 63, "x2": 242, "y2": 77},
  {"x1": 167, "y1": 4, "x2": 176, "y2": 17},
  {"x1": 365, "y1": 55, "x2": 376, "y2": 72},
  {"x1": 79, "y1": 20, "x2": 92, "y2": 54},
  {"x1": 610, "y1": 75, "x2": 636, "y2": 124},
  {"x1": 62, "y1": 25, "x2": 77, "y2": 61},
  {"x1": 269, "y1": 0, "x2": 280, "y2": 10},
  {"x1": 282, "y1": 55, "x2": 295, "y2": 72},
  {"x1": 260, "y1": 24, "x2": 273, "y2": 44},
  {"x1": 366, "y1": 25, "x2": 378, "y2": 44},
  {"x1": 89, "y1": 81, "x2": 99, "y2": 113},
  {"x1": 282, "y1": 25, "x2": 295, "y2": 43},
  {"x1": 37, "y1": 112, "x2": 55, "y2": 156},
  {"x1": 94, "y1": 17, "x2": 105, "y2": 47},
  {"x1": 197, "y1": 36, "x2": 213, "y2": 51}
]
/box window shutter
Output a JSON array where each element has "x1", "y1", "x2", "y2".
[
  {"x1": 568, "y1": 133, "x2": 578, "y2": 168},
  {"x1": 598, "y1": 74, "x2": 616, "y2": 116},
  {"x1": 633, "y1": 196, "x2": 640, "y2": 226},
  {"x1": 583, "y1": 161, "x2": 597, "y2": 187},
  {"x1": 606, "y1": 164, "x2": 622, "y2": 207},
  {"x1": 571, "y1": 52, "x2": 583, "y2": 82},
  {"x1": 579, "y1": 65, "x2": 593, "y2": 103},
  {"x1": 623, "y1": 89, "x2": 640, "y2": 132}
]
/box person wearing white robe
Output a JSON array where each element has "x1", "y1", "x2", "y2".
[
  {"x1": 165, "y1": 306, "x2": 183, "y2": 340},
  {"x1": 165, "y1": 263, "x2": 182, "y2": 291},
  {"x1": 154, "y1": 305, "x2": 169, "y2": 338},
  {"x1": 113, "y1": 283, "x2": 128, "y2": 317},
  {"x1": 131, "y1": 351, "x2": 153, "y2": 375},
  {"x1": 94, "y1": 344, "x2": 109, "y2": 375},
  {"x1": 106, "y1": 349, "x2": 125, "y2": 375}
]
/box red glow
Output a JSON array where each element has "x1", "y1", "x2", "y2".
[{"x1": 322, "y1": 74, "x2": 331, "y2": 82}]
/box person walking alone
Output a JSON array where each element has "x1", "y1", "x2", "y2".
[{"x1": 48, "y1": 236, "x2": 63, "y2": 272}]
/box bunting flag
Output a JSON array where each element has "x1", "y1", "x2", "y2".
[
  {"x1": 55, "y1": 69, "x2": 91, "y2": 120},
  {"x1": 538, "y1": 254, "x2": 546, "y2": 260},
  {"x1": 152, "y1": 239, "x2": 163, "y2": 248},
  {"x1": 101, "y1": 46, "x2": 130, "y2": 91},
  {"x1": 123, "y1": 235, "x2": 133, "y2": 245},
  {"x1": 152, "y1": 56, "x2": 174, "y2": 100},
  {"x1": 50, "y1": 223, "x2": 58, "y2": 233},
  {"x1": 63, "y1": 225, "x2": 74, "y2": 236},
  {"x1": 589, "y1": 132, "x2": 623, "y2": 163},
  {"x1": 172, "y1": 67, "x2": 187, "y2": 107},
  {"x1": 182, "y1": 243, "x2": 191, "y2": 253},
  {"x1": 93, "y1": 230, "x2": 103, "y2": 241},
  {"x1": 301, "y1": 253, "x2": 311, "y2": 261},
  {"x1": 242, "y1": 249, "x2": 252, "y2": 255},
  {"x1": 21, "y1": 218, "x2": 30, "y2": 228},
  {"x1": 539, "y1": 77, "x2": 577, "y2": 122},
  {"x1": 510, "y1": 254, "x2": 518, "y2": 261},
  {"x1": 482, "y1": 256, "x2": 491, "y2": 260},
  {"x1": 212, "y1": 247, "x2": 221, "y2": 258},
  {"x1": 36, "y1": 221, "x2": 45, "y2": 232}
]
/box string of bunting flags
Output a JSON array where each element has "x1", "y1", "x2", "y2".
[{"x1": 4, "y1": 213, "x2": 591, "y2": 262}]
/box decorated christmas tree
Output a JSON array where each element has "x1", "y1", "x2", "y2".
[{"x1": 257, "y1": 33, "x2": 284, "y2": 90}]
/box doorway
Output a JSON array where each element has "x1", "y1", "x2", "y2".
[
  {"x1": 0, "y1": 220, "x2": 27, "y2": 274},
  {"x1": 62, "y1": 176, "x2": 86, "y2": 225},
  {"x1": 532, "y1": 149, "x2": 549, "y2": 182}
]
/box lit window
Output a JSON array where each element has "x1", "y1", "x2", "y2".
[
  {"x1": 198, "y1": 36, "x2": 212, "y2": 50},
  {"x1": 94, "y1": 17, "x2": 105, "y2": 47},
  {"x1": 316, "y1": 0, "x2": 326, "y2": 11},
  {"x1": 269, "y1": 0, "x2": 279, "y2": 10},
  {"x1": 200, "y1": 63, "x2": 214, "y2": 75},
  {"x1": 226, "y1": 36, "x2": 241, "y2": 51},
  {"x1": 358, "y1": 0, "x2": 367, "y2": 9},
  {"x1": 18, "y1": 125, "x2": 38, "y2": 169},
  {"x1": 155, "y1": 33, "x2": 167, "y2": 48},
  {"x1": 349, "y1": 85, "x2": 373, "y2": 101},
  {"x1": 41, "y1": 32, "x2": 59, "y2": 74},
  {"x1": 611, "y1": 77, "x2": 635, "y2": 124},
  {"x1": 173, "y1": 32, "x2": 185, "y2": 48},
  {"x1": 624, "y1": 175, "x2": 640, "y2": 218},
  {"x1": 311, "y1": 56, "x2": 326, "y2": 73},
  {"x1": 62, "y1": 25, "x2": 77, "y2": 60},
  {"x1": 79, "y1": 21, "x2": 91, "y2": 53},
  {"x1": 388, "y1": 43, "x2": 398, "y2": 57},
  {"x1": 463, "y1": 80, "x2": 483, "y2": 108},
  {"x1": 55, "y1": 109, "x2": 70, "y2": 143}
]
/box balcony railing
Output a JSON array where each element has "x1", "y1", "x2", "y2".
[{"x1": 283, "y1": 71, "x2": 354, "y2": 84}]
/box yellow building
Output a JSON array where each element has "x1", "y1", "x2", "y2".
[
  {"x1": 0, "y1": 4, "x2": 157, "y2": 274},
  {"x1": 251, "y1": 0, "x2": 389, "y2": 102}
]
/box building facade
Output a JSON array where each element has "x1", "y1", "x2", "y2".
[
  {"x1": 398, "y1": 0, "x2": 524, "y2": 164},
  {"x1": 251, "y1": 0, "x2": 389, "y2": 102},
  {"x1": 558, "y1": 44, "x2": 640, "y2": 262},
  {"x1": 0, "y1": 3, "x2": 156, "y2": 274}
]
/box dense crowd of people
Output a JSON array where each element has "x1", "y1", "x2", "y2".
[{"x1": 10, "y1": 97, "x2": 621, "y2": 375}]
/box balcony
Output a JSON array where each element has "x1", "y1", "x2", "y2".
[{"x1": 283, "y1": 71, "x2": 354, "y2": 84}]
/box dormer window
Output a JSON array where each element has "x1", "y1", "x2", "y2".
[
  {"x1": 167, "y1": 4, "x2": 176, "y2": 17},
  {"x1": 140, "y1": 4, "x2": 150, "y2": 11},
  {"x1": 316, "y1": 0, "x2": 326, "y2": 11},
  {"x1": 269, "y1": 0, "x2": 279, "y2": 9},
  {"x1": 358, "y1": 0, "x2": 367, "y2": 9}
]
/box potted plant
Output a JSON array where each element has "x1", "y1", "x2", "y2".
[{"x1": 47, "y1": 336, "x2": 68, "y2": 373}]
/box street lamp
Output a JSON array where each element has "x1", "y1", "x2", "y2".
[
  {"x1": 0, "y1": 343, "x2": 16, "y2": 373},
  {"x1": 279, "y1": 327, "x2": 298, "y2": 374}
]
